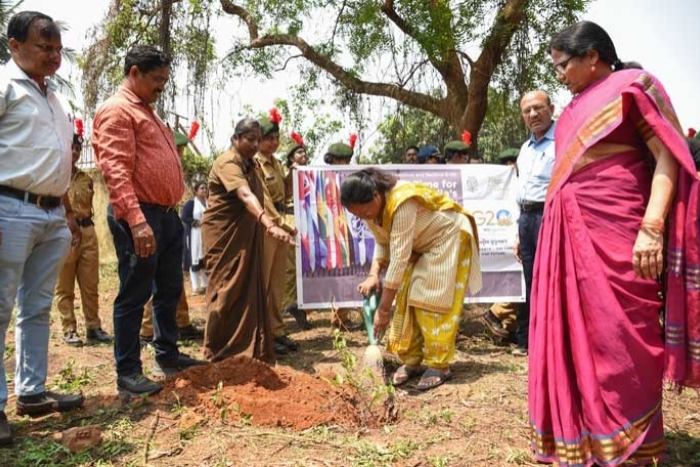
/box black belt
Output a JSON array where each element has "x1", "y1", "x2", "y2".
[
  {"x1": 75, "y1": 217, "x2": 94, "y2": 228},
  {"x1": 140, "y1": 202, "x2": 177, "y2": 213},
  {"x1": 285, "y1": 206, "x2": 295, "y2": 215},
  {"x1": 519, "y1": 201, "x2": 545, "y2": 212},
  {"x1": 0, "y1": 185, "x2": 62, "y2": 209}
]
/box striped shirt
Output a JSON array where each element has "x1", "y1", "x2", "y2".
[
  {"x1": 92, "y1": 86, "x2": 184, "y2": 226},
  {"x1": 368, "y1": 198, "x2": 477, "y2": 313}
]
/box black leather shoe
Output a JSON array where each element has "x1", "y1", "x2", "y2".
[
  {"x1": 16, "y1": 391, "x2": 84, "y2": 416},
  {"x1": 0, "y1": 412, "x2": 11, "y2": 446},
  {"x1": 287, "y1": 305, "x2": 312, "y2": 330},
  {"x1": 86, "y1": 328, "x2": 113, "y2": 343},
  {"x1": 151, "y1": 353, "x2": 207, "y2": 377},
  {"x1": 178, "y1": 324, "x2": 204, "y2": 340},
  {"x1": 274, "y1": 342, "x2": 289, "y2": 355},
  {"x1": 274, "y1": 335, "x2": 299, "y2": 352},
  {"x1": 117, "y1": 373, "x2": 162, "y2": 396}
]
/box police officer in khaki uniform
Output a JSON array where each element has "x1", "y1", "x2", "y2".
[
  {"x1": 54, "y1": 124, "x2": 112, "y2": 346},
  {"x1": 256, "y1": 110, "x2": 299, "y2": 355}
]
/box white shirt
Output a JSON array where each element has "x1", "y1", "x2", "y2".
[
  {"x1": 0, "y1": 59, "x2": 72, "y2": 196},
  {"x1": 516, "y1": 122, "x2": 556, "y2": 204}
]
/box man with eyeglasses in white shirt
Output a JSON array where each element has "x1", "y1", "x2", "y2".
[
  {"x1": 511, "y1": 90, "x2": 556, "y2": 357},
  {"x1": 0, "y1": 10, "x2": 84, "y2": 445}
]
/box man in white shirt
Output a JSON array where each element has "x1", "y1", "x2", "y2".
[
  {"x1": 512, "y1": 90, "x2": 556, "y2": 356},
  {"x1": 0, "y1": 11, "x2": 83, "y2": 445}
]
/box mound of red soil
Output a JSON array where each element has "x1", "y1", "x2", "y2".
[{"x1": 153, "y1": 355, "x2": 365, "y2": 430}]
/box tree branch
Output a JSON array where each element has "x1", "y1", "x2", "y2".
[
  {"x1": 331, "y1": 0, "x2": 348, "y2": 46},
  {"x1": 220, "y1": 0, "x2": 259, "y2": 40},
  {"x1": 456, "y1": 50, "x2": 475, "y2": 68},
  {"x1": 380, "y1": 0, "x2": 446, "y2": 78},
  {"x1": 275, "y1": 54, "x2": 303, "y2": 72},
  {"x1": 399, "y1": 58, "x2": 430, "y2": 88},
  {"x1": 220, "y1": 0, "x2": 444, "y2": 117},
  {"x1": 382, "y1": 0, "x2": 467, "y2": 108},
  {"x1": 380, "y1": 0, "x2": 416, "y2": 40},
  {"x1": 135, "y1": 0, "x2": 183, "y2": 17},
  {"x1": 464, "y1": 0, "x2": 527, "y2": 131}
]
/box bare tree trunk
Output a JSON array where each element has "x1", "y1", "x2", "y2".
[
  {"x1": 157, "y1": 0, "x2": 173, "y2": 115},
  {"x1": 160, "y1": 0, "x2": 173, "y2": 57}
]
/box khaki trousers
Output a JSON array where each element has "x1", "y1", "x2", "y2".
[
  {"x1": 263, "y1": 235, "x2": 288, "y2": 337},
  {"x1": 282, "y1": 214, "x2": 297, "y2": 311},
  {"x1": 55, "y1": 225, "x2": 102, "y2": 333},
  {"x1": 490, "y1": 302, "x2": 517, "y2": 333},
  {"x1": 140, "y1": 289, "x2": 190, "y2": 337}
]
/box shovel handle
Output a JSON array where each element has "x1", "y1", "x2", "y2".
[{"x1": 362, "y1": 290, "x2": 382, "y2": 345}]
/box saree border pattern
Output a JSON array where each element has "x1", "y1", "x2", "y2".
[{"x1": 530, "y1": 401, "x2": 663, "y2": 466}]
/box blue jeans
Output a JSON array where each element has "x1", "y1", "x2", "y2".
[
  {"x1": 107, "y1": 204, "x2": 183, "y2": 377},
  {"x1": 0, "y1": 195, "x2": 71, "y2": 411},
  {"x1": 516, "y1": 209, "x2": 543, "y2": 349}
]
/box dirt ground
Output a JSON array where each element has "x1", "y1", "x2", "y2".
[{"x1": 1, "y1": 268, "x2": 699, "y2": 467}]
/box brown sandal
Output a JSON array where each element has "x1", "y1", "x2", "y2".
[{"x1": 391, "y1": 365, "x2": 425, "y2": 386}]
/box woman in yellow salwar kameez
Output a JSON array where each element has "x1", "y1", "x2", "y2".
[{"x1": 340, "y1": 168, "x2": 481, "y2": 390}]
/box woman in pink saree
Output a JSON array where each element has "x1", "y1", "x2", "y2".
[{"x1": 529, "y1": 21, "x2": 700, "y2": 466}]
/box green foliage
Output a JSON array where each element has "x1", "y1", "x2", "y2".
[
  {"x1": 368, "y1": 103, "x2": 454, "y2": 164},
  {"x1": 350, "y1": 438, "x2": 419, "y2": 466},
  {"x1": 0, "y1": 434, "x2": 135, "y2": 467},
  {"x1": 476, "y1": 88, "x2": 528, "y2": 160},
  {"x1": 82, "y1": 0, "x2": 219, "y2": 145},
  {"x1": 273, "y1": 88, "x2": 344, "y2": 163},
  {"x1": 181, "y1": 146, "x2": 214, "y2": 187},
  {"x1": 54, "y1": 357, "x2": 95, "y2": 393},
  {"x1": 0, "y1": 0, "x2": 23, "y2": 64},
  {"x1": 369, "y1": 86, "x2": 526, "y2": 163}
]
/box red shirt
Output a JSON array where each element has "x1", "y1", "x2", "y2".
[{"x1": 92, "y1": 86, "x2": 184, "y2": 226}]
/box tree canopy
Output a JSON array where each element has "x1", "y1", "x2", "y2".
[
  {"x1": 220, "y1": 0, "x2": 589, "y2": 149},
  {"x1": 81, "y1": 0, "x2": 218, "y2": 118},
  {"x1": 369, "y1": 87, "x2": 526, "y2": 164},
  {"x1": 0, "y1": 0, "x2": 23, "y2": 64}
]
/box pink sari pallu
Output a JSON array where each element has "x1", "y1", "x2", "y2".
[{"x1": 528, "y1": 69, "x2": 700, "y2": 467}]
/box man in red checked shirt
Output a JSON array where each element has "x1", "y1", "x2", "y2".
[{"x1": 92, "y1": 45, "x2": 205, "y2": 397}]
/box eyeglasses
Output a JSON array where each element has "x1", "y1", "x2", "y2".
[
  {"x1": 33, "y1": 43, "x2": 63, "y2": 56},
  {"x1": 553, "y1": 55, "x2": 575, "y2": 75},
  {"x1": 521, "y1": 104, "x2": 547, "y2": 115}
]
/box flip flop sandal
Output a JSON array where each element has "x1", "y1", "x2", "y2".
[
  {"x1": 416, "y1": 368, "x2": 453, "y2": 391},
  {"x1": 391, "y1": 365, "x2": 426, "y2": 387}
]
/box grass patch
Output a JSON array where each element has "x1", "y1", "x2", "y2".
[
  {"x1": 349, "y1": 438, "x2": 420, "y2": 466},
  {"x1": 52, "y1": 357, "x2": 95, "y2": 393}
]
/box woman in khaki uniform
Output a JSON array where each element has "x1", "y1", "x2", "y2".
[
  {"x1": 254, "y1": 109, "x2": 299, "y2": 355},
  {"x1": 201, "y1": 118, "x2": 293, "y2": 362}
]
